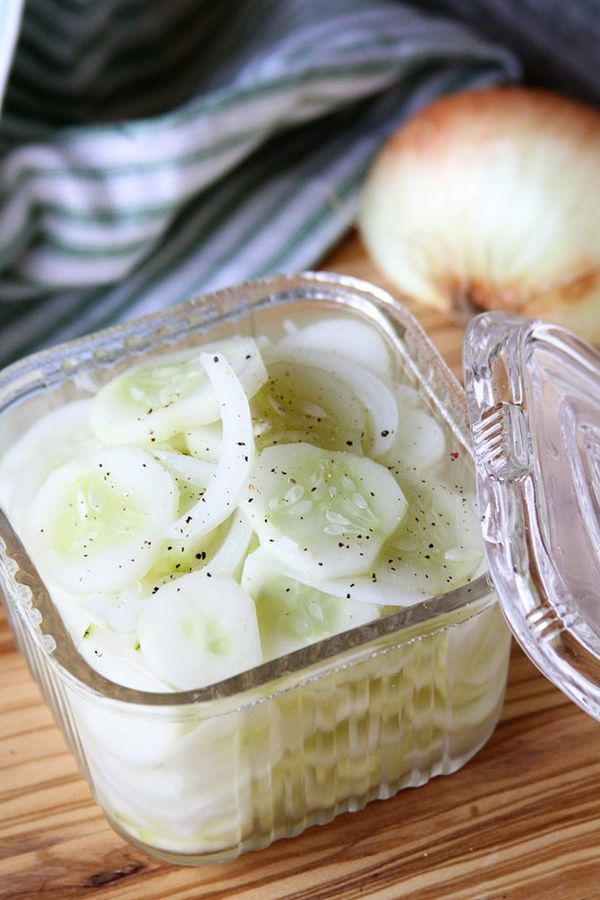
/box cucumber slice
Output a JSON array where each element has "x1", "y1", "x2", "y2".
[
  {"x1": 240, "y1": 443, "x2": 407, "y2": 580},
  {"x1": 241, "y1": 550, "x2": 378, "y2": 660},
  {"x1": 24, "y1": 446, "x2": 178, "y2": 595},
  {"x1": 307, "y1": 482, "x2": 482, "y2": 606},
  {"x1": 167, "y1": 351, "x2": 254, "y2": 541},
  {"x1": 240, "y1": 471, "x2": 481, "y2": 608},
  {"x1": 375, "y1": 479, "x2": 484, "y2": 599},
  {"x1": 0, "y1": 400, "x2": 100, "y2": 530},
  {"x1": 250, "y1": 361, "x2": 366, "y2": 453},
  {"x1": 241, "y1": 547, "x2": 423, "y2": 608},
  {"x1": 276, "y1": 316, "x2": 393, "y2": 379},
  {"x1": 263, "y1": 347, "x2": 398, "y2": 457},
  {"x1": 137, "y1": 571, "x2": 262, "y2": 690},
  {"x1": 91, "y1": 337, "x2": 267, "y2": 445},
  {"x1": 103, "y1": 597, "x2": 145, "y2": 635}
]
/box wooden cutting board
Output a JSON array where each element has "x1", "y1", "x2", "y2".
[{"x1": 1, "y1": 233, "x2": 599, "y2": 900}]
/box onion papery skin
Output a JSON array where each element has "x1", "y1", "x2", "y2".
[{"x1": 359, "y1": 88, "x2": 600, "y2": 342}]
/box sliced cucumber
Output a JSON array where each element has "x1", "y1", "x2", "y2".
[
  {"x1": 240, "y1": 443, "x2": 407, "y2": 580},
  {"x1": 242, "y1": 547, "x2": 423, "y2": 608},
  {"x1": 241, "y1": 550, "x2": 378, "y2": 660},
  {"x1": 167, "y1": 351, "x2": 254, "y2": 541},
  {"x1": 91, "y1": 337, "x2": 267, "y2": 445},
  {"x1": 0, "y1": 400, "x2": 100, "y2": 529},
  {"x1": 276, "y1": 316, "x2": 393, "y2": 379},
  {"x1": 103, "y1": 597, "x2": 145, "y2": 635},
  {"x1": 263, "y1": 346, "x2": 398, "y2": 457},
  {"x1": 250, "y1": 361, "x2": 366, "y2": 453},
  {"x1": 241, "y1": 469, "x2": 481, "y2": 608},
  {"x1": 137, "y1": 571, "x2": 262, "y2": 690},
  {"x1": 375, "y1": 479, "x2": 483, "y2": 599},
  {"x1": 24, "y1": 446, "x2": 178, "y2": 595}
]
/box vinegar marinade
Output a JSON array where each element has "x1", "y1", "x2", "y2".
[{"x1": 0, "y1": 313, "x2": 483, "y2": 691}]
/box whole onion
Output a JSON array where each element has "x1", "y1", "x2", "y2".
[{"x1": 359, "y1": 88, "x2": 600, "y2": 341}]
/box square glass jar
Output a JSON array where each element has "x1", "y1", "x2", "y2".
[{"x1": 0, "y1": 273, "x2": 510, "y2": 864}]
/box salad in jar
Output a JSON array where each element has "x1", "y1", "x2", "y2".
[{"x1": 0, "y1": 279, "x2": 509, "y2": 862}]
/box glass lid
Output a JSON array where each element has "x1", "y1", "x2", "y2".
[{"x1": 463, "y1": 312, "x2": 600, "y2": 720}]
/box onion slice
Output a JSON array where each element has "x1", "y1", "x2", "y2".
[
  {"x1": 166, "y1": 352, "x2": 254, "y2": 541},
  {"x1": 276, "y1": 317, "x2": 393, "y2": 379},
  {"x1": 151, "y1": 448, "x2": 216, "y2": 487},
  {"x1": 202, "y1": 515, "x2": 253, "y2": 576}
]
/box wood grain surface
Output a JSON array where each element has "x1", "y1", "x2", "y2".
[{"x1": 1, "y1": 233, "x2": 599, "y2": 900}]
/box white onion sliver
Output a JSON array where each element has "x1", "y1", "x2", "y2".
[
  {"x1": 237, "y1": 338, "x2": 269, "y2": 400},
  {"x1": 185, "y1": 422, "x2": 221, "y2": 463},
  {"x1": 166, "y1": 353, "x2": 254, "y2": 540},
  {"x1": 266, "y1": 346, "x2": 398, "y2": 456},
  {"x1": 202, "y1": 515, "x2": 253, "y2": 576},
  {"x1": 152, "y1": 448, "x2": 216, "y2": 487},
  {"x1": 277, "y1": 318, "x2": 393, "y2": 379}
]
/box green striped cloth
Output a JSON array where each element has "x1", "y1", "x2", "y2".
[{"x1": 0, "y1": 0, "x2": 519, "y2": 366}]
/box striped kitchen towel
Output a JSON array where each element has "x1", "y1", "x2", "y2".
[{"x1": 0, "y1": 0, "x2": 519, "y2": 366}]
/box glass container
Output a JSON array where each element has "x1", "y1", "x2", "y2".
[{"x1": 0, "y1": 273, "x2": 510, "y2": 864}]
